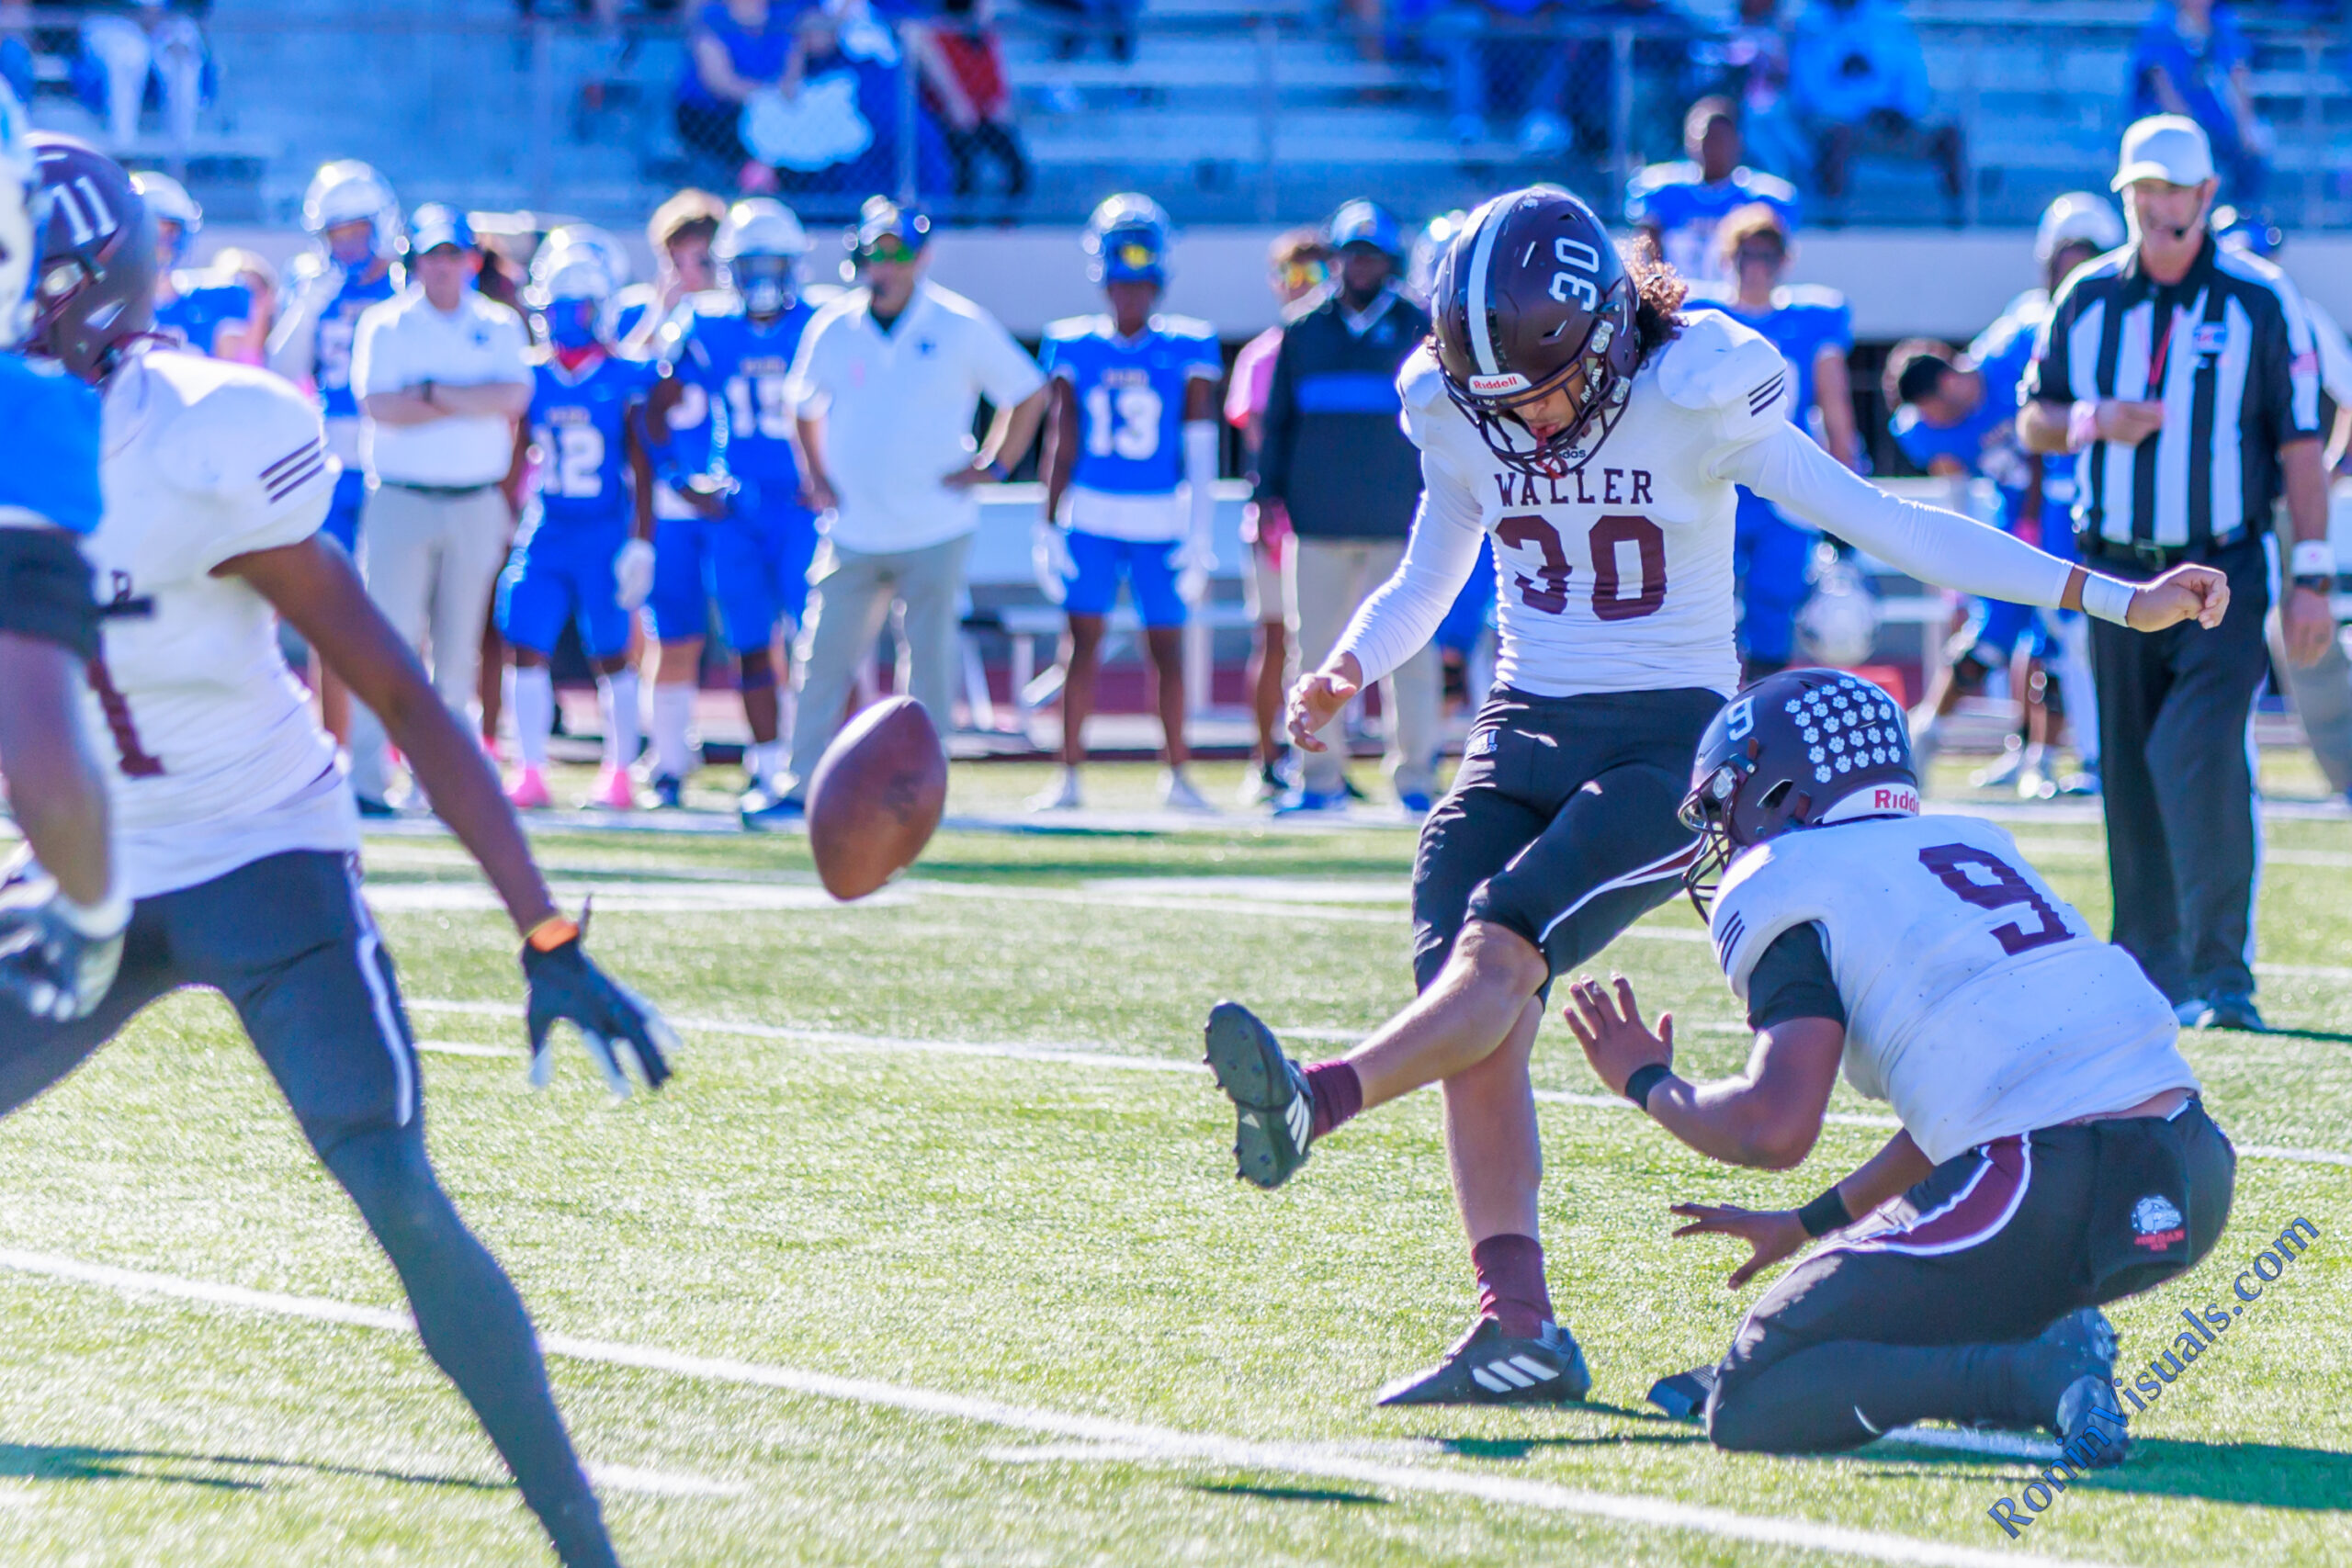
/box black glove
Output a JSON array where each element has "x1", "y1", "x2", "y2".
[
  {"x1": 519, "y1": 906, "x2": 677, "y2": 1096},
  {"x1": 0, "y1": 868, "x2": 127, "y2": 1022}
]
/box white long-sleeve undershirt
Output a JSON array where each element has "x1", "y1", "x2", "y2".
[{"x1": 1334, "y1": 421, "x2": 2093, "y2": 687}]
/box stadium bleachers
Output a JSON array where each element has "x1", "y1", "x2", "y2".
[{"x1": 58, "y1": 0, "x2": 2346, "y2": 235}]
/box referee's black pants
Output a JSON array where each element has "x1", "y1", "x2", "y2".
[{"x1": 2089, "y1": 537, "x2": 2270, "y2": 1003}]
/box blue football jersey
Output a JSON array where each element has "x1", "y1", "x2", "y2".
[
  {"x1": 153, "y1": 282, "x2": 252, "y2": 358},
  {"x1": 1891, "y1": 318, "x2": 2036, "y2": 508},
  {"x1": 678, "y1": 301, "x2": 814, "y2": 489},
  {"x1": 528, "y1": 353, "x2": 653, "y2": 528},
  {"x1": 1624, "y1": 162, "x2": 1801, "y2": 283},
  {"x1": 0, "y1": 355, "x2": 102, "y2": 536},
  {"x1": 1688, "y1": 286, "x2": 1850, "y2": 429},
  {"x1": 311, "y1": 265, "x2": 401, "y2": 423},
  {"x1": 1039, "y1": 313, "x2": 1220, "y2": 497}
]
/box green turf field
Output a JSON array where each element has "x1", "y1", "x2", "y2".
[{"x1": 0, "y1": 759, "x2": 2345, "y2": 1567}]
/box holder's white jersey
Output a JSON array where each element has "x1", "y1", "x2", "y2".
[
  {"x1": 1337, "y1": 310, "x2": 2089, "y2": 701},
  {"x1": 88, "y1": 348, "x2": 355, "y2": 899},
  {"x1": 1710, "y1": 812, "x2": 2195, "y2": 1165}
]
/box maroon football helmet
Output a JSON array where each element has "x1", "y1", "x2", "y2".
[
  {"x1": 1679, "y1": 669, "x2": 1920, "y2": 915},
  {"x1": 28, "y1": 133, "x2": 155, "y2": 382},
  {"x1": 1429, "y1": 186, "x2": 1642, "y2": 476}
]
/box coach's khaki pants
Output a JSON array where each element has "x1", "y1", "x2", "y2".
[
  {"x1": 781, "y1": 533, "x2": 970, "y2": 800},
  {"x1": 346, "y1": 481, "x2": 513, "y2": 802},
  {"x1": 1288, "y1": 536, "x2": 1441, "y2": 800}
]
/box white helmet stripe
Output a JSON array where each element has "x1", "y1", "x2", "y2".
[{"x1": 1463, "y1": 197, "x2": 1508, "y2": 378}]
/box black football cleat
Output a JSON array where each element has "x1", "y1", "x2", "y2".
[
  {"x1": 1204, "y1": 1001, "x2": 1314, "y2": 1190},
  {"x1": 1646, "y1": 1363, "x2": 1718, "y2": 1421},
  {"x1": 1374, "y1": 1316, "x2": 1593, "y2": 1407},
  {"x1": 2040, "y1": 1307, "x2": 2129, "y2": 1469}
]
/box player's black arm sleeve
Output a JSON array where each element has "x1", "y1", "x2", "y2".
[
  {"x1": 1254, "y1": 327, "x2": 1299, "y2": 505},
  {"x1": 1744, "y1": 922, "x2": 1848, "y2": 1032},
  {"x1": 0, "y1": 527, "x2": 101, "y2": 659}
]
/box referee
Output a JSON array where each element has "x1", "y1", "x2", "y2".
[{"x1": 2021, "y1": 115, "x2": 2332, "y2": 1033}]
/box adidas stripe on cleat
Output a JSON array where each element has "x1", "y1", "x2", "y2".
[
  {"x1": 1203, "y1": 1001, "x2": 1313, "y2": 1190},
  {"x1": 1374, "y1": 1315, "x2": 1593, "y2": 1407}
]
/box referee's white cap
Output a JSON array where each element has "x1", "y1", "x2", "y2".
[{"x1": 2112, "y1": 115, "x2": 2216, "y2": 191}]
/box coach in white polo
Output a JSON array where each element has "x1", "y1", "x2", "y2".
[
  {"x1": 776, "y1": 197, "x2": 1049, "y2": 808},
  {"x1": 345, "y1": 204, "x2": 532, "y2": 809}
]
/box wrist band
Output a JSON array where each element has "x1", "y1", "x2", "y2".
[
  {"x1": 1796, "y1": 1186, "x2": 1853, "y2": 1238},
  {"x1": 986, "y1": 460, "x2": 1010, "y2": 481},
  {"x1": 1622, "y1": 1062, "x2": 1673, "y2": 1112},
  {"x1": 2079, "y1": 572, "x2": 2138, "y2": 626},
  {"x1": 2291, "y1": 539, "x2": 2337, "y2": 579},
  {"x1": 524, "y1": 914, "x2": 580, "y2": 953},
  {"x1": 2066, "y1": 400, "x2": 2100, "y2": 453}
]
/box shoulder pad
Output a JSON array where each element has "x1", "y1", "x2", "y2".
[
  {"x1": 1152, "y1": 312, "x2": 1216, "y2": 342},
  {"x1": 1708, "y1": 841, "x2": 1828, "y2": 998},
  {"x1": 1625, "y1": 159, "x2": 1696, "y2": 201},
  {"x1": 141, "y1": 353, "x2": 330, "y2": 506},
  {"x1": 1657, "y1": 310, "x2": 1792, "y2": 421},
  {"x1": 1737, "y1": 168, "x2": 1801, "y2": 207},
  {"x1": 1042, "y1": 313, "x2": 1105, "y2": 343},
  {"x1": 1396, "y1": 344, "x2": 1454, "y2": 451}
]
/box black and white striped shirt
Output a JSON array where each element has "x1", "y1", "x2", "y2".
[{"x1": 2024, "y1": 235, "x2": 2321, "y2": 553}]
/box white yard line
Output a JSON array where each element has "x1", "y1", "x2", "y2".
[
  {"x1": 0, "y1": 1247, "x2": 2120, "y2": 1568},
  {"x1": 406, "y1": 1000, "x2": 2352, "y2": 1169},
  {"x1": 585, "y1": 1463, "x2": 748, "y2": 1499}
]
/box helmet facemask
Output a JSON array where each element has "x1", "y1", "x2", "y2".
[
  {"x1": 1442, "y1": 274, "x2": 1640, "y2": 479},
  {"x1": 728, "y1": 253, "x2": 797, "y2": 319}
]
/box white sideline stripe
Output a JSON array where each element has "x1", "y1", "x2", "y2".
[
  {"x1": 0, "y1": 1248, "x2": 2120, "y2": 1568},
  {"x1": 413, "y1": 1038, "x2": 516, "y2": 1059},
  {"x1": 585, "y1": 1463, "x2": 749, "y2": 1499},
  {"x1": 404, "y1": 1000, "x2": 2352, "y2": 1168}
]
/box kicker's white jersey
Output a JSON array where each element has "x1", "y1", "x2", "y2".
[
  {"x1": 88, "y1": 347, "x2": 355, "y2": 899},
  {"x1": 1709, "y1": 813, "x2": 2195, "y2": 1165},
  {"x1": 1400, "y1": 308, "x2": 1786, "y2": 698}
]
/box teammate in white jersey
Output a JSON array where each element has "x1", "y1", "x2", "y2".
[
  {"x1": 1563, "y1": 668, "x2": 2232, "y2": 1472},
  {"x1": 1202, "y1": 185, "x2": 2232, "y2": 1407},
  {"x1": 1, "y1": 140, "x2": 676, "y2": 1568}
]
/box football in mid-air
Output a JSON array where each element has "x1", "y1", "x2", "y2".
[{"x1": 807, "y1": 696, "x2": 948, "y2": 900}]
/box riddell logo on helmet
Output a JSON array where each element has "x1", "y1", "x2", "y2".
[
  {"x1": 1817, "y1": 784, "x2": 1919, "y2": 824},
  {"x1": 1468, "y1": 372, "x2": 1531, "y2": 395}
]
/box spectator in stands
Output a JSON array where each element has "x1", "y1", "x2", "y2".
[
  {"x1": 1790, "y1": 0, "x2": 1964, "y2": 222},
  {"x1": 1226, "y1": 227, "x2": 1328, "y2": 806},
  {"x1": 345, "y1": 205, "x2": 534, "y2": 811},
  {"x1": 675, "y1": 0, "x2": 798, "y2": 188},
  {"x1": 912, "y1": 0, "x2": 1029, "y2": 204},
  {"x1": 77, "y1": 0, "x2": 209, "y2": 147},
  {"x1": 1626, "y1": 96, "x2": 1801, "y2": 285},
  {"x1": 1430, "y1": 0, "x2": 1572, "y2": 154},
  {"x1": 1257, "y1": 200, "x2": 1437, "y2": 816},
  {"x1": 1718, "y1": 0, "x2": 1810, "y2": 183},
  {"x1": 775, "y1": 198, "x2": 1048, "y2": 812},
  {"x1": 776, "y1": 0, "x2": 952, "y2": 199},
  {"x1": 2131, "y1": 0, "x2": 2268, "y2": 202}
]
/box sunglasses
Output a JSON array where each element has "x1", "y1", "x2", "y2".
[
  {"x1": 857, "y1": 235, "x2": 924, "y2": 265},
  {"x1": 1274, "y1": 259, "x2": 1328, "y2": 291},
  {"x1": 1734, "y1": 244, "x2": 1785, "y2": 266}
]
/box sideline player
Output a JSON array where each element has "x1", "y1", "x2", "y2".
[
  {"x1": 499, "y1": 251, "x2": 656, "y2": 811},
  {"x1": 267, "y1": 160, "x2": 403, "y2": 749},
  {"x1": 0, "y1": 96, "x2": 122, "y2": 1021},
  {"x1": 1566, "y1": 668, "x2": 2231, "y2": 1464},
  {"x1": 17, "y1": 136, "x2": 673, "y2": 1568},
  {"x1": 1200, "y1": 185, "x2": 2229, "y2": 1405},
  {"x1": 644, "y1": 199, "x2": 818, "y2": 821},
  {"x1": 619, "y1": 188, "x2": 725, "y2": 353},
  {"x1": 1030, "y1": 194, "x2": 1220, "y2": 812},
  {"x1": 1685, "y1": 203, "x2": 1858, "y2": 679},
  {"x1": 131, "y1": 171, "x2": 254, "y2": 360}
]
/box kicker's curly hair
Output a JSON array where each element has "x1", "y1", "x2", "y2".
[{"x1": 1620, "y1": 231, "x2": 1688, "y2": 360}]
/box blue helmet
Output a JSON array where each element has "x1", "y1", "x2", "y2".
[
  {"x1": 2213, "y1": 205, "x2": 2281, "y2": 259},
  {"x1": 1082, "y1": 193, "x2": 1171, "y2": 287},
  {"x1": 1326, "y1": 198, "x2": 1403, "y2": 264}
]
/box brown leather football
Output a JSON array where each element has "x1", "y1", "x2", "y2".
[{"x1": 807, "y1": 696, "x2": 947, "y2": 900}]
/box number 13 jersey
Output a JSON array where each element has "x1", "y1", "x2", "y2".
[
  {"x1": 1710, "y1": 812, "x2": 2193, "y2": 1164},
  {"x1": 1397, "y1": 307, "x2": 1781, "y2": 698}
]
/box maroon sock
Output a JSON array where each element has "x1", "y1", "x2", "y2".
[
  {"x1": 1472, "y1": 1234, "x2": 1554, "y2": 1339},
  {"x1": 1303, "y1": 1060, "x2": 1363, "y2": 1140}
]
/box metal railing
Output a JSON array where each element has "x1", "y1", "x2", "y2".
[{"x1": 16, "y1": 7, "x2": 2346, "y2": 231}]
